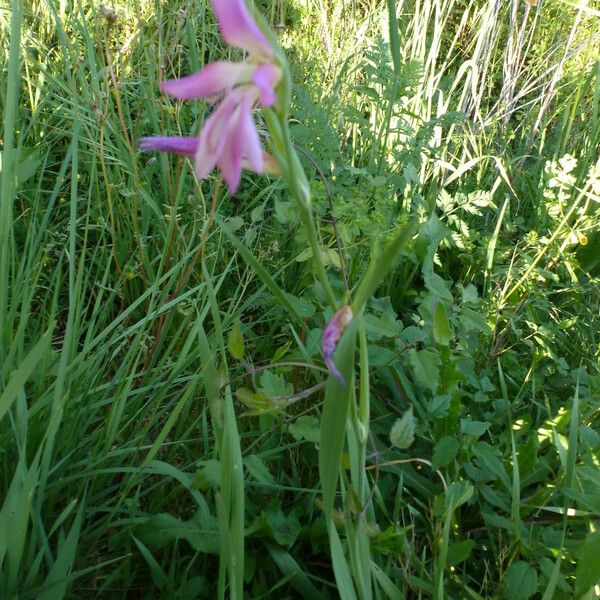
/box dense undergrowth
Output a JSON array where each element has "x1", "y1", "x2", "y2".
[{"x1": 1, "y1": 0, "x2": 599, "y2": 598}]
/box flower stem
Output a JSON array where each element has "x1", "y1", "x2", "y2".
[
  {"x1": 266, "y1": 109, "x2": 338, "y2": 310},
  {"x1": 301, "y1": 207, "x2": 338, "y2": 310}
]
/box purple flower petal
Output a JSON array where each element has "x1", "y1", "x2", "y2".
[
  {"x1": 194, "y1": 96, "x2": 237, "y2": 180},
  {"x1": 239, "y1": 95, "x2": 263, "y2": 173},
  {"x1": 160, "y1": 61, "x2": 254, "y2": 100},
  {"x1": 218, "y1": 101, "x2": 246, "y2": 193},
  {"x1": 211, "y1": 0, "x2": 273, "y2": 59},
  {"x1": 252, "y1": 64, "x2": 281, "y2": 107},
  {"x1": 139, "y1": 136, "x2": 198, "y2": 156},
  {"x1": 322, "y1": 306, "x2": 353, "y2": 385},
  {"x1": 193, "y1": 87, "x2": 262, "y2": 193}
]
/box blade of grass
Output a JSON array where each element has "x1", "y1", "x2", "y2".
[
  {"x1": 0, "y1": 326, "x2": 54, "y2": 423},
  {"x1": 0, "y1": 0, "x2": 23, "y2": 356}
]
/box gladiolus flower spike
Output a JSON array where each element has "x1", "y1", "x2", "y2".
[
  {"x1": 321, "y1": 306, "x2": 353, "y2": 385},
  {"x1": 139, "y1": 0, "x2": 281, "y2": 194}
]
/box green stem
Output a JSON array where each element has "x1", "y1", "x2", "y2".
[
  {"x1": 302, "y1": 209, "x2": 338, "y2": 310},
  {"x1": 267, "y1": 110, "x2": 338, "y2": 310},
  {"x1": 357, "y1": 321, "x2": 370, "y2": 445}
]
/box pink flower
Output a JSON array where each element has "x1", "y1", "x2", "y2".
[
  {"x1": 322, "y1": 306, "x2": 353, "y2": 385},
  {"x1": 139, "y1": 0, "x2": 281, "y2": 194}
]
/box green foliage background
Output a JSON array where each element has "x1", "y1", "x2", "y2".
[{"x1": 0, "y1": 0, "x2": 599, "y2": 597}]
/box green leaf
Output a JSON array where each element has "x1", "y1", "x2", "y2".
[
  {"x1": 575, "y1": 531, "x2": 600, "y2": 597},
  {"x1": 295, "y1": 247, "x2": 313, "y2": 262},
  {"x1": 235, "y1": 387, "x2": 282, "y2": 416},
  {"x1": 458, "y1": 283, "x2": 480, "y2": 305},
  {"x1": 38, "y1": 502, "x2": 84, "y2": 600},
  {"x1": 260, "y1": 370, "x2": 293, "y2": 398},
  {"x1": 215, "y1": 214, "x2": 304, "y2": 327},
  {"x1": 319, "y1": 318, "x2": 358, "y2": 518},
  {"x1": 244, "y1": 455, "x2": 276, "y2": 486},
  {"x1": 459, "y1": 308, "x2": 491, "y2": 333},
  {"x1": 504, "y1": 561, "x2": 538, "y2": 600},
  {"x1": 352, "y1": 218, "x2": 417, "y2": 314},
  {"x1": 472, "y1": 442, "x2": 511, "y2": 490},
  {"x1": 267, "y1": 544, "x2": 323, "y2": 599},
  {"x1": 390, "y1": 407, "x2": 415, "y2": 449},
  {"x1": 409, "y1": 348, "x2": 441, "y2": 393},
  {"x1": 429, "y1": 394, "x2": 452, "y2": 418},
  {"x1": 424, "y1": 271, "x2": 453, "y2": 302},
  {"x1": 433, "y1": 303, "x2": 452, "y2": 345},
  {"x1": 460, "y1": 419, "x2": 490, "y2": 438},
  {"x1": 251, "y1": 204, "x2": 265, "y2": 222},
  {"x1": 284, "y1": 293, "x2": 315, "y2": 318},
  {"x1": 16, "y1": 149, "x2": 42, "y2": 186},
  {"x1": 0, "y1": 326, "x2": 53, "y2": 423},
  {"x1": 288, "y1": 416, "x2": 320, "y2": 444},
  {"x1": 447, "y1": 540, "x2": 476, "y2": 566},
  {"x1": 228, "y1": 321, "x2": 245, "y2": 360},
  {"x1": 364, "y1": 311, "x2": 402, "y2": 341},
  {"x1": 134, "y1": 512, "x2": 219, "y2": 555},
  {"x1": 264, "y1": 507, "x2": 301, "y2": 547},
  {"x1": 432, "y1": 436, "x2": 459, "y2": 470},
  {"x1": 193, "y1": 460, "x2": 221, "y2": 491},
  {"x1": 445, "y1": 481, "x2": 474, "y2": 513}
]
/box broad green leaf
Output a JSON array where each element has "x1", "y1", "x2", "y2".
[
  {"x1": 424, "y1": 271, "x2": 453, "y2": 302},
  {"x1": 445, "y1": 481, "x2": 474, "y2": 513},
  {"x1": 433, "y1": 303, "x2": 452, "y2": 345},
  {"x1": 134, "y1": 512, "x2": 219, "y2": 555},
  {"x1": 390, "y1": 407, "x2": 415, "y2": 449},
  {"x1": 460, "y1": 419, "x2": 490, "y2": 438},
  {"x1": 504, "y1": 561, "x2": 538, "y2": 600},
  {"x1": 295, "y1": 247, "x2": 313, "y2": 262},
  {"x1": 459, "y1": 308, "x2": 491, "y2": 333},
  {"x1": 429, "y1": 393, "x2": 451, "y2": 418},
  {"x1": 459, "y1": 283, "x2": 480, "y2": 305},
  {"x1": 264, "y1": 507, "x2": 301, "y2": 547},
  {"x1": 260, "y1": 370, "x2": 293, "y2": 397},
  {"x1": 409, "y1": 348, "x2": 441, "y2": 393},
  {"x1": 432, "y1": 436, "x2": 459, "y2": 470},
  {"x1": 16, "y1": 149, "x2": 42, "y2": 186},
  {"x1": 284, "y1": 292, "x2": 315, "y2": 318},
  {"x1": 472, "y1": 442, "x2": 511, "y2": 490},
  {"x1": 251, "y1": 204, "x2": 265, "y2": 222},
  {"x1": 227, "y1": 321, "x2": 245, "y2": 360},
  {"x1": 289, "y1": 416, "x2": 320, "y2": 444},
  {"x1": 575, "y1": 531, "x2": 600, "y2": 597},
  {"x1": 235, "y1": 387, "x2": 282, "y2": 416},
  {"x1": 364, "y1": 311, "x2": 402, "y2": 341},
  {"x1": 447, "y1": 540, "x2": 476, "y2": 566},
  {"x1": 244, "y1": 455, "x2": 276, "y2": 486}
]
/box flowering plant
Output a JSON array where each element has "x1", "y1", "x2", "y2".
[{"x1": 140, "y1": 0, "x2": 281, "y2": 193}]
